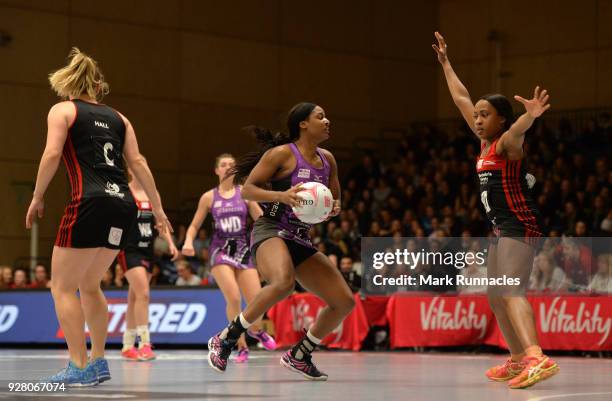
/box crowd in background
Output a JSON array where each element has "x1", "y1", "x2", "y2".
[
  {"x1": 2, "y1": 113, "x2": 610, "y2": 294},
  {"x1": 0, "y1": 264, "x2": 50, "y2": 290}
]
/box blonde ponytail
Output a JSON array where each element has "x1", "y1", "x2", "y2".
[{"x1": 48, "y1": 47, "x2": 109, "y2": 101}]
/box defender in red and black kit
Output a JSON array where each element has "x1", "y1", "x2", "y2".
[
  {"x1": 118, "y1": 197, "x2": 154, "y2": 271},
  {"x1": 476, "y1": 138, "x2": 544, "y2": 246},
  {"x1": 117, "y1": 171, "x2": 179, "y2": 362},
  {"x1": 55, "y1": 99, "x2": 137, "y2": 249},
  {"x1": 26, "y1": 48, "x2": 171, "y2": 386},
  {"x1": 434, "y1": 31, "x2": 559, "y2": 389}
]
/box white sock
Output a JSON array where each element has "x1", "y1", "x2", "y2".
[
  {"x1": 220, "y1": 313, "x2": 251, "y2": 341},
  {"x1": 292, "y1": 329, "x2": 321, "y2": 360},
  {"x1": 122, "y1": 328, "x2": 137, "y2": 351},
  {"x1": 239, "y1": 313, "x2": 252, "y2": 329},
  {"x1": 136, "y1": 325, "x2": 150, "y2": 347},
  {"x1": 306, "y1": 329, "x2": 322, "y2": 345}
]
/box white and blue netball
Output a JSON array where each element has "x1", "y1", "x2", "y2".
[{"x1": 291, "y1": 182, "x2": 334, "y2": 224}]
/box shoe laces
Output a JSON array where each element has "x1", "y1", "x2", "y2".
[{"x1": 505, "y1": 358, "x2": 522, "y2": 366}]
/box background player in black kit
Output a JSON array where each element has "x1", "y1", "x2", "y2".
[
  {"x1": 25, "y1": 48, "x2": 172, "y2": 386},
  {"x1": 433, "y1": 32, "x2": 559, "y2": 389},
  {"x1": 119, "y1": 165, "x2": 179, "y2": 361}
]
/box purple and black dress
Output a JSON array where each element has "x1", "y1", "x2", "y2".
[
  {"x1": 209, "y1": 186, "x2": 254, "y2": 269},
  {"x1": 250, "y1": 143, "x2": 331, "y2": 267}
]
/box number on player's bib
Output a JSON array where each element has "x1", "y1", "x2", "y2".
[
  {"x1": 91, "y1": 135, "x2": 120, "y2": 171},
  {"x1": 103, "y1": 142, "x2": 115, "y2": 166}
]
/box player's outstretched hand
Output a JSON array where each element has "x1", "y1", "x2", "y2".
[{"x1": 514, "y1": 86, "x2": 551, "y2": 118}]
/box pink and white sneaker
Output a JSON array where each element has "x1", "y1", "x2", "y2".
[
  {"x1": 247, "y1": 329, "x2": 277, "y2": 351},
  {"x1": 234, "y1": 347, "x2": 249, "y2": 363},
  {"x1": 280, "y1": 350, "x2": 328, "y2": 381},
  {"x1": 207, "y1": 334, "x2": 232, "y2": 373},
  {"x1": 121, "y1": 347, "x2": 139, "y2": 361},
  {"x1": 138, "y1": 344, "x2": 156, "y2": 361}
]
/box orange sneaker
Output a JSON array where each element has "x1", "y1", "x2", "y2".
[
  {"x1": 121, "y1": 347, "x2": 139, "y2": 360},
  {"x1": 485, "y1": 358, "x2": 526, "y2": 382},
  {"x1": 508, "y1": 355, "x2": 559, "y2": 389},
  {"x1": 138, "y1": 344, "x2": 156, "y2": 361}
]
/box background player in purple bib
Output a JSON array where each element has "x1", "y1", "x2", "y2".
[
  {"x1": 182, "y1": 154, "x2": 276, "y2": 362},
  {"x1": 206, "y1": 103, "x2": 355, "y2": 381}
]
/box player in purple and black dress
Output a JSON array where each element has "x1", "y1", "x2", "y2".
[
  {"x1": 207, "y1": 103, "x2": 355, "y2": 381},
  {"x1": 182, "y1": 154, "x2": 276, "y2": 362}
]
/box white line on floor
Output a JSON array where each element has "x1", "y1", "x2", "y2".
[
  {"x1": 527, "y1": 392, "x2": 612, "y2": 401},
  {"x1": 0, "y1": 354, "x2": 277, "y2": 361}
]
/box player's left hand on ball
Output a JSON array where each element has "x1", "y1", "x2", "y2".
[{"x1": 327, "y1": 199, "x2": 341, "y2": 219}]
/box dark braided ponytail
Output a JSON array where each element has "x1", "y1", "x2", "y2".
[{"x1": 230, "y1": 102, "x2": 316, "y2": 183}]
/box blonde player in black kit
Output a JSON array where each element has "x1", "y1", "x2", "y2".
[
  {"x1": 26, "y1": 48, "x2": 172, "y2": 386},
  {"x1": 433, "y1": 32, "x2": 558, "y2": 389}
]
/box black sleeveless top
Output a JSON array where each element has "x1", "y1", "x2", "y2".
[{"x1": 63, "y1": 99, "x2": 133, "y2": 203}]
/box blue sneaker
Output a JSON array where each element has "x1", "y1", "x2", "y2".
[
  {"x1": 90, "y1": 357, "x2": 111, "y2": 383},
  {"x1": 41, "y1": 361, "x2": 98, "y2": 387}
]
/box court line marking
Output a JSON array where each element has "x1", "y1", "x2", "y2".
[
  {"x1": 0, "y1": 354, "x2": 277, "y2": 361},
  {"x1": 527, "y1": 392, "x2": 612, "y2": 401}
]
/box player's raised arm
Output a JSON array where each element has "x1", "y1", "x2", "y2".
[
  {"x1": 497, "y1": 86, "x2": 551, "y2": 157},
  {"x1": 432, "y1": 32, "x2": 477, "y2": 135}
]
